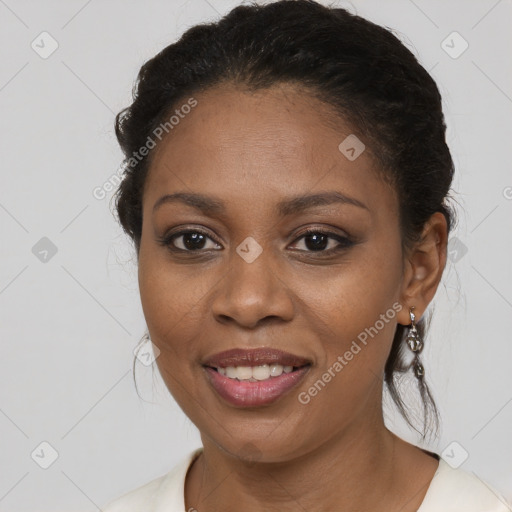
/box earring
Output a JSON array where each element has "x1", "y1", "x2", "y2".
[{"x1": 406, "y1": 306, "x2": 425, "y2": 379}]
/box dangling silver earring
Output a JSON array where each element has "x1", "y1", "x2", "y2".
[{"x1": 406, "y1": 306, "x2": 425, "y2": 379}]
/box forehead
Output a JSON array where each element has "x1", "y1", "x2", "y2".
[{"x1": 143, "y1": 83, "x2": 396, "y2": 216}]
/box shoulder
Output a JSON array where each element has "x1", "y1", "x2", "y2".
[
  {"x1": 101, "y1": 473, "x2": 166, "y2": 512},
  {"x1": 102, "y1": 447, "x2": 203, "y2": 512},
  {"x1": 418, "y1": 458, "x2": 512, "y2": 512}
]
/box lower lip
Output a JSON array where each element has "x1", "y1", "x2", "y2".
[{"x1": 204, "y1": 365, "x2": 311, "y2": 407}]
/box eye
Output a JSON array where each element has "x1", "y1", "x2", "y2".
[
  {"x1": 289, "y1": 227, "x2": 354, "y2": 254},
  {"x1": 157, "y1": 229, "x2": 222, "y2": 252}
]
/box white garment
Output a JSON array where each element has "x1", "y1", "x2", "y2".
[{"x1": 102, "y1": 447, "x2": 511, "y2": 512}]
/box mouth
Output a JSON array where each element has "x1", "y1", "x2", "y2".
[
  {"x1": 206, "y1": 363, "x2": 309, "y2": 381},
  {"x1": 202, "y1": 348, "x2": 312, "y2": 407}
]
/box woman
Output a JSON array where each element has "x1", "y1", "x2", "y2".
[{"x1": 103, "y1": 0, "x2": 511, "y2": 510}]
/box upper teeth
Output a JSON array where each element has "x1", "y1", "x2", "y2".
[{"x1": 217, "y1": 364, "x2": 294, "y2": 381}]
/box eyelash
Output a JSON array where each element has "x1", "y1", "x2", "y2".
[{"x1": 157, "y1": 226, "x2": 355, "y2": 256}]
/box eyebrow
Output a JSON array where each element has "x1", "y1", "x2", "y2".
[{"x1": 152, "y1": 191, "x2": 369, "y2": 216}]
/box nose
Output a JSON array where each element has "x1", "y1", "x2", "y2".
[{"x1": 211, "y1": 246, "x2": 294, "y2": 329}]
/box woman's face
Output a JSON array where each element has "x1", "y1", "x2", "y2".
[{"x1": 138, "y1": 83, "x2": 407, "y2": 462}]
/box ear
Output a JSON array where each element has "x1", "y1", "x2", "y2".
[{"x1": 396, "y1": 212, "x2": 448, "y2": 326}]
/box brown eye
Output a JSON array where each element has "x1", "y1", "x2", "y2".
[
  {"x1": 158, "y1": 229, "x2": 222, "y2": 252},
  {"x1": 290, "y1": 228, "x2": 354, "y2": 254}
]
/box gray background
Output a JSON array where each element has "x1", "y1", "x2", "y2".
[{"x1": 1, "y1": 0, "x2": 511, "y2": 510}]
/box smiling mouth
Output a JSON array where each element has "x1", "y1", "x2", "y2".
[
  {"x1": 201, "y1": 347, "x2": 313, "y2": 406},
  {"x1": 206, "y1": 363, "x2": 311, "y2": 382},
  {"x1": 203, "y1": 363, "x2": 312, "y2": 407}
]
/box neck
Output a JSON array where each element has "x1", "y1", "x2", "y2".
[{"x1": 185, "y1": 407, "x2": 404, "y2": 512}]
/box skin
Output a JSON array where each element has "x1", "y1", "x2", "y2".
[{"x1": 137, "y1": 82, "x2": 448, "y2": 512}]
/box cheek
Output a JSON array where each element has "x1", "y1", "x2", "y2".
[
  {"x1": 294, "y1": 272, "x2": 401, "y2": 434},
  {"x1": 137, "y1": 248, "x2": 207, "y2": 407},
  {"x1": 297, "y1": 250, "x2": 402, "y2": 336},
  {"x1": 293, "y1": 235, "x2": 403, "y2": 377},
  {"x1": 138, "y1": 221, "x2": 206, "y2": 316},
  {"x1": 137, "y1": 241, "x2": 204, "y2": 354}
]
